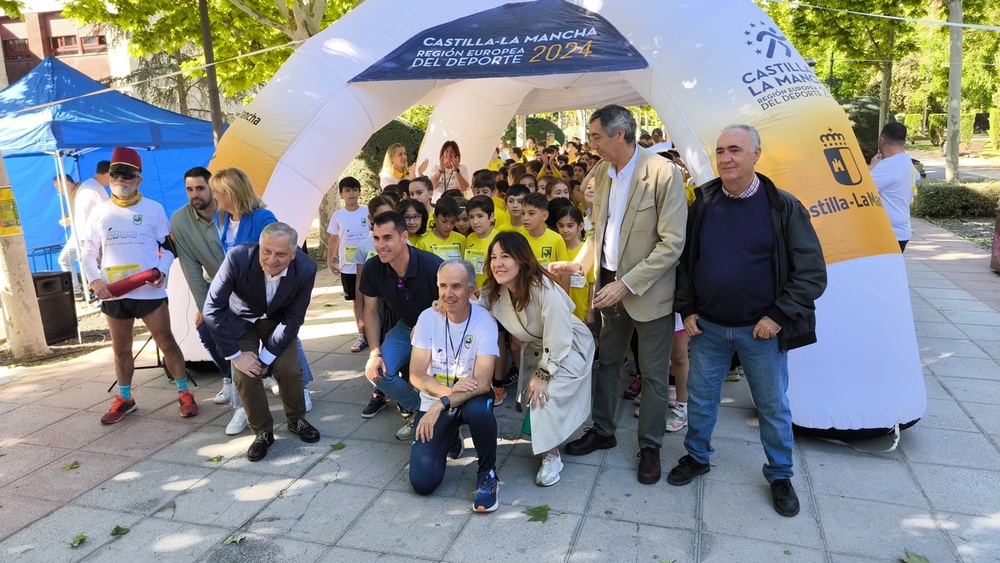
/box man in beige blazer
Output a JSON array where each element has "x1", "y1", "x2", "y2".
[{"x1": 560, "y1": 105, "x2": 687, "y2": 484}]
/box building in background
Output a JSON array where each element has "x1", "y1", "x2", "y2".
[{"x1": 0, "y1": 0, "x2": 131, "y2": 88}]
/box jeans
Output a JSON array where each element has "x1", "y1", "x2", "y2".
[
  {"x1": 410, "y1": 393, "x2": 497, "y2": 495},
  {"x1": 684, "y1": 318, "x2": 794, "y2": 482},
  {"x1": 196, "y1": 321, "x2": 230, "y2": 377},
  {"x1": 375, "y1": 321, "x2": 421, "y2": 412}
]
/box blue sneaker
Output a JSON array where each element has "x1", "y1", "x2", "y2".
[{"x1": 473, "y1": 470, "x2": 499, "y2": 513}]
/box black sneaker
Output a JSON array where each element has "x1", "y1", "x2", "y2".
[
  {"x1": 362, "y1": 390, "x2": 387, "y2": 419},
  {"x1": 770, "y1": 478, "x2": 800, "y2": 517},
  {"x1": 501, "y1": 365, "x2": 519, "y2": 388},
  {"x1": 666, "y1": 455, "x2": 710, "y2": 486}
]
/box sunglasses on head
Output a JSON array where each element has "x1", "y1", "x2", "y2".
[{"x1": 109, "y1": 170, "x2": 138, "y2": 180}]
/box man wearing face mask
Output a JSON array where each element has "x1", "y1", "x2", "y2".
[{"x1": 82, "y1": 147, "x2": 199, "y2": 424}]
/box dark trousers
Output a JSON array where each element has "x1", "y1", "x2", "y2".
[
  {"x1": 197, "y1": 321, "x2": 230, "y2": 377},
  {"x1": 592, "y1": 268, "x2": 674, "y2": 449},
  {"x1": 409, "y1": 393, "x2": 497, "y2": 495},
  {"x1": 232, "y1": 318, "x2": 306, "y2": 435}
]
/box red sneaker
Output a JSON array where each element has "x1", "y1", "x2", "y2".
[
  {"x1": 178, "y1": 391, "x2": 199, "y2": 418},
  {"x1": 101, "y1": 395, "x2": 136, "y2": 425}
]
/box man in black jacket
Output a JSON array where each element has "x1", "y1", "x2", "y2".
[{"x1": 667, "y1": 125, "x2": 827, "y2": 517}]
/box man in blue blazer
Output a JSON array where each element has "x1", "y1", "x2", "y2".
[{"x1": 204, "y1": 222, "x2": 320, "y2": 461}]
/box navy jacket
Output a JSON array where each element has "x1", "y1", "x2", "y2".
[{"x1": 204, "y1": 242, "x2": 316, "y2": 360}]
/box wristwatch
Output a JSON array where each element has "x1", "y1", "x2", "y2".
[{"x1": 440, "y1": 396, "x2": 451, "y2": 409}]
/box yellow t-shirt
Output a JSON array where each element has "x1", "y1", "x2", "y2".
[
  {"x1": 492, "y1": 206, "x2": 512, "y2": 231},
  {"x1": 523, "y1": 227, "x2": 568, "y2": 267},
  {"x1": 492, "y1": 196, "x2": 507, "y2": 211},
  {"x1": 567, "y1": 243, "x2": 594, "y2": 321},
  {"x1": 421, "y1": 230, "x2": 466, "y2": 261},
  {"x1": 465, "y1": 229, "x2": 499, "y2": 288},
  {"x1": 536, "y1": 168, "x2": 563, "y2": 180}
]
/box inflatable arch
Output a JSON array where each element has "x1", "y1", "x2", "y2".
[{"x1": 205, "y1": 0, "x2": 925, "y2": 435}]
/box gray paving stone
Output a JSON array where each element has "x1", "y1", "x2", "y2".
[
  {"x1": 152, "y1": 469, "x2": 289, "y2": 527},
  {"x1": 84, "y1": 518, "x2": 231, "y2": 562},
  {"x1": 74, "y1": 459, "x2": 213, "y2": 516},
  {"x1": 586, "y1": 466, "x2": 697, "y2": 530},
  {"x1": 918, "y1": 336, "x2": 993, "y2": 360},
  {"x1": 0, "y1": 504, "x2": 143, "y2": 563},
  {"x1": 928, "y1": 356, "x2": 1000, "y2": 380},
  {"x1": 912, "y1": 305, "x2": 951, "y2": 324},
  {"x1": 198, "y1": 531, "x2": 330, "y2": 563},
  {"x1": 699, "y1": 532, "x2": 827, "y2": 563},
  {"x1": 923, "y1": 374, "x2": 952, "y2": 400},
  {"x1": 963, "y1": 401, "x2": 1000, "y2": 434},
  {"x1": 957, "y1": 323, "x2": 1000, "y2": 341},
  {"x1": 939, "y1": 377, "x2": 1000, "y2": 405},
  {"x1": 914, "y1": 321, "x2": 971, "y2": 340},
  {"x1": 443, "y1": 504, "x2": 581, "y2": 563},
  {"x1": 942, "y1": 310, "x2": 1000, "y2": 326},
  {"x1": 246, "y1": 480, "x2": 379, "y2": 544},
  {"x1": 920, "y1": 397, "x2": 981, "y2": 432},
  {"x1": 815, "y1": 494, "x2": 957, "y2": 562},
  {"x1": 567, "y1": 517, "x2": 695, "y2": 563},
  {"x1": 0, "y1": 494, "x2": 62, "y2": 542},
  {"x1": 901, "y1": 427, "x2": 1000, "y2": 470},
  {"x1": 1, "y1": 449, "x2": 140, "y2": 503},
  {"x1": 302, "y1": 438, "x2": 410, "y2": 487},
  {"x1": 938, "y1": 511, "x2": 1000, "y2": 563},
  {"x1": 317, "y1": 547, "x2": 433, "y2": 562},
  {"x1": 337, "y1": 490, "x2": 471, "y2": 560},
  {"x1": 910, "y1": 463, "x2": 1000, "y2": 515},
  {"x1": 928, "y1": 297, "x2": 1000, "y2": 313},
  {"x1": 912, "y1": 287, "x2": 979, "y2": 300},
  {"x1": 496, "y1": 454, "x2": 598, "y2": 514},
  {"x1": 701, "y1": 479, "x2": 823, "y2": 548},
  {"x1": 0, "y1": 442, "x2": 71, "y2": 485},
  {"x1": 799, "y1": 447, "x2": 928, "y2": 507},
  {"x1": 0, "y1": 404, "x2": 76, "y2": 441},
  {"x1": 220, "y1": 439, "x2": 329, "y2": 478}
]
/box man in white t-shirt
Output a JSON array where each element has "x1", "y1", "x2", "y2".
[
  {"x1": 327, "y1": 177, "x2": 370, "y2": 352},
  {"x1": 63, "y1": 161, "x2": 110, "y2": 294},
  {"x1": 408, "y1": 259, "x2": 501, "y2": 513},
  {"x1": 869, "y1": 122, "x2": 918, "y2": 252}
]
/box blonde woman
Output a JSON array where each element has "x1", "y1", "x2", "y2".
[{"x1": 380, "y1": 143, "x2": 428, "y2": 188}]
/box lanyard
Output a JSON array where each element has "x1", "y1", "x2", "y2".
[{"x1": 444, "y1": 309, "x2": 473, "y2": 386}]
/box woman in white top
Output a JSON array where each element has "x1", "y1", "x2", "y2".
[
  {"x1": 379, "y1": 143, "x2": 427, "y2": 188},
  {"x1": 427, "y1": 140, "x2": 470, "y2": 202}
]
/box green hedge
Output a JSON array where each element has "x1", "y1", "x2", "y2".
[
  {"x1": 502, "y1": 116, "x2": 563, "y2": 146},
  {"x1": 990, "y1": 109, "x2": 1000, "y2": 149},
  {"x1": 912, "y1": 180, "x2": 1000, "y2": 218},
  {"x1": 928, "y1": 114, "x2": 947, "y2": 145},
  {"x1": 903, "y1": 114, "x2": 922, "y2": 142},
  {"x1": 838, "y1": 97, "x2": 881, "y2": 162},
  {"x1": 960, "y1": 113, "x2": 975, "y2": 143}
]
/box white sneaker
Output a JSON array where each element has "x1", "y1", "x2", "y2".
[
  {"x1": 666, "y1": 405, "x2": 688, "y2": 433},
  {"x1": 214, "y1": 379, "x2": 233, "y2": 404},
  {"x1": 226, "y1": 407, "x2": 248, "y2": 435},
  {"x1": 262, "y1": 376, "x2": 279, "y2": 395},
  {"x1": 304, "y1": 389, "x2": 312, "y2": 412},
  {"x1": 395, "y1": 420, "x2": 414, "y2": 441},
  {"x1": 536, "y1": 452, "x2": 564, "y2": 487}
]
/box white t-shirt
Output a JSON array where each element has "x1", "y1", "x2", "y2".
[
  {"x1": 353, "y1": 235, "x2": 377, "y2": 268},
  {"x1": 411, "y1": 303, "x2": 499, "y2": 411},
  {"x1": 427, "y1": 163, "x2": 470, "y2": 202},
  {"x1": 649, "y1": 141, "x2": 674, "y2": 153},
  {"x1": 870, "y1": 152, "x2": 917, "y2": 241},
  {"x1": 81, "y1": 196, "x2": 173, "y2": 300},
  {"x1": 67, "y1": 178, "x2": 109, "y2": 247},
  {"x1": 326, "y1": 207, "x2": 369, "y2": 274}
]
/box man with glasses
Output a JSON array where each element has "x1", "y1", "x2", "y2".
[
  {"x1": 360, "y1": 211, "x2": 443, "y2": 441},
  {"x1": 82, "y1": 147, "x2": 199, "y2": 424}
]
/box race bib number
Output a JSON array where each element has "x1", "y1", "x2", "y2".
[
  {"x1": 433, "y1": 373, "x2": 463, "y2": 387},
  {"x1": 432, "y1": 243, "x2": 462, "y2": 261},
  {"x1": 366, "y1": 250, "x2": 377, "y2": 260},
  {"x1": 570, "y1": 272, "x2": 587, "y2": 288},
  {"x1": 104, "y1": 263, "x2": 141, "y2": 283},
  {"x1": 345, "y1": 246, "x2": 358, "y2": 263},
  {"x1": 465, "y1": 248, "x2": 486, "y2": 274}
]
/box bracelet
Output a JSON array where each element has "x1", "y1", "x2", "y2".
[
  {"x1": 369, "y1": 352, "x2": 382, "y2": 358},
  {"x1": 534, "y1": 369, "x2": 551, "y2": 381}
]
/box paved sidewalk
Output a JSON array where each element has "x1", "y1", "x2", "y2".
[{"x1": 1, "y1": 218, "x2": 998, "y2": 562}]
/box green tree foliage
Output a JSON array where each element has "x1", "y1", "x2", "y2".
[
  {"x1": 62, "y1": 0, "x2": 360, "y2": 99},
  {"x1": 502, "y1": 117, "x2": 562, "y2": 146},
  {"x1": 959, "y1": 113, "x2": 975, "y2": 143},
  {"x1": 903, "y1": 114, "x2": 923, "y2": 140},
  {"x1": 989, "y1": 109, "x2": 1000, "y2": 149},
  {"x1": 928, "y1": 113, "x2": 948, "y2": 145},
  {"x1": 0, "y1": 1, "x2": 22, "y2": 17},
  {"x1": 839, "y1": 97, "x2": 882, "y2": 161},
  {"x1": 912, "y1": 180, "x2": 1000, "y2": 217}
]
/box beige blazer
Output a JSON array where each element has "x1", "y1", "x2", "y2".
[{"x1": 589, "y1": 147, "x2": 687, "y2": 322}]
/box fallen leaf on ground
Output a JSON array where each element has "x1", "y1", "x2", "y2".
[
  {"x1": 71, "y1": 534, "x2": 86, "y2": 547},
  {"x1": 63, "y1": 460, "x2": 80, "y2": 471},
  {"x1": 111, "y1": 525, "x2": 129, "y2": 536},
  {"x1": 224, "y1": 534, "x2": 244, "y2": 545},
  {"x1": 784, "y1": 549, "x2": 792, "y2": 555},
  {"x1": 330, "y1": 443, "x2": 346, "y2": 451},
  {"x1": 207, "y1": 455, "x2": 223, "y2": 462},
  {"x1": 901, "y1": 549, "x2": 930, "y2": 563},
  {"x1": 524, "y1": 505, "x2": 550, "y2": 523}
]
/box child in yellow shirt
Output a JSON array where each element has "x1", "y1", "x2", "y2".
[{"x1": 419, "y1": 195, "x2": 466, "y2": 260}]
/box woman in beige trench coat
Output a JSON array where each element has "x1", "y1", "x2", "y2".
[{"x1": 479, "y1": 232, "x2": 594, "y2": 487}]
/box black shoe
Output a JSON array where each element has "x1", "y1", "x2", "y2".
[
  {"x1": 247, "y1": 431, "x2": 274, "y2": 462},
  {"x1": 447, "y1": 428, "x2": 465, "y2": 460},
  {"x1": 501, "y1": 365, "x2": 519, "y2": 388},
  {"x1": 397, "y1": 403, "x2": 414, "y2": 419},
  {"x1": 362, "y1": 391, "x2": 387, "y2": 419},
  {"x1": 288, "y1": 418, "x2": 320, "y2": 443},
  {"x1": 666, "y1": 454, "x2": 710, "y2": 486},
  {"x1": 637, "y1": 447, "x2": 661, "y2": 484},
  {"x1": 565, "y1": 428, "x2": 617, "y2": 456},
  {"x1": 770, "y1": 478, "x2": 800, "y2": 517}
]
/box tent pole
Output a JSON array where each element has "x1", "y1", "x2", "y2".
[{"x1": 53, "y1": 152, "x2": 83, "y2": 344}]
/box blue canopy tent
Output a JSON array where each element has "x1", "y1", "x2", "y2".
[{"x1": 0, "y1": 56, "x2": 217, "y2": 270}]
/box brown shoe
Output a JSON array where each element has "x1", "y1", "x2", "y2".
[{"x1": 637, "y1": 447, "x2": 661, "y2": 484}]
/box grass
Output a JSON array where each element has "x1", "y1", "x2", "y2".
[{"x1": 907, "y1": 134, "x2": 1000, "y2": 159}]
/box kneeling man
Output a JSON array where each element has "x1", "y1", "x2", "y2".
[
  {"x1": 409, "y1": 259, "x2": 500, "y2": 513},
  {"x1": 204, "y1": 222, "x2": 320, "y2": 461}
]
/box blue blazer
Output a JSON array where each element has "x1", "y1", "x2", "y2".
[
  {"x1": 220, "y1": 208, "x2": 277, "y2": 252},
  {"x1": 204, "y1": 242, "x2": 317, "y2": 360}
]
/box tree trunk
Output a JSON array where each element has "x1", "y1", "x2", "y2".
[
  {"x1": 0, "y1": 154, "x2": 51, "y2": 360},
  {"x1": 173, "y1": 51, "x2": 189, "y2": 116},
  {"x1": 878, "y1": 27, "x2": 894, "y2": 132},
  {"x1": 945, "y1": 0, "x2": 963, "y2": 181}
]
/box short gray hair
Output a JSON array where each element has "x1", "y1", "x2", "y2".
[
  {"x1": 590, "y1": 105, "x2": 637, "y2": 145},
  {"x1": 260, "y1": 222, "x2": 298, "y2": 248},
  {"x1": 721, "y1": 124, "x2": 761, "y2": 151},
  {"x1": 438, "y1": 259, "x2": 476, "y2": 288}
]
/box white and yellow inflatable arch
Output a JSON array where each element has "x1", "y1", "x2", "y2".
[{"x1": 208, "y1": 0, "x2": 925, "y2": 435}]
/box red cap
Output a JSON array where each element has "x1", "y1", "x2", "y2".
[{"x1": 111, "y1": 147, "x2": 142, "y2": 171}]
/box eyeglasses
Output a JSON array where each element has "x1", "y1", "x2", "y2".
[
  {"x1": 403, "y1": 214, "x2": 422, "y2": 222},
  {"x1": 396, "y1": 278, "x2": 413, "y2": 301},
  {"x1": 109, "y1": 171, "x2": 138, "y2": 180}
]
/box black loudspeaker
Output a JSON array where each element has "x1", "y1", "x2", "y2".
[{"x1": 32, "y1": 271, "x2": 78, "y2": 344}]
